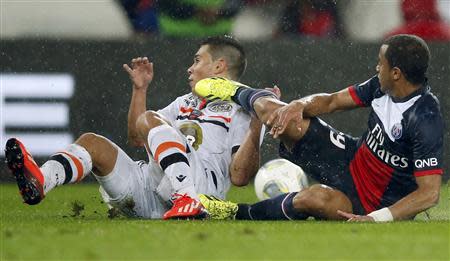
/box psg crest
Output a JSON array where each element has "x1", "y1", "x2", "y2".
[{"x1": 391, "y1": 123, "x2": 403, "y2": 140}]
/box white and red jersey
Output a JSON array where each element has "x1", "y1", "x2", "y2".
[
  {"x1": 348, "y1": 76, "x2": 444, "y2": 213},
  {"x1": 157, "y1": 93, "x2": 253, "y2": 198}
]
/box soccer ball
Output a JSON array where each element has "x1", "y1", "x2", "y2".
[{"x1": 254, "y1": 159, "x2": 309, "y2": 201}]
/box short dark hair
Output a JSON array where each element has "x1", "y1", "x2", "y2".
[
  {"x1": 383, "y1": 34, "x2": 430, "y2": 85},
  {"x1": 200, "y1": 35, "x2": 247, "y2": 80}
]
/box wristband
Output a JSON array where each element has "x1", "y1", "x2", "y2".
[{"x1": 367, "y1": 207, "x2": 394, "y2": 222}]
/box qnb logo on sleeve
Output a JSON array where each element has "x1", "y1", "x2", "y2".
[{"x1": 415, "y1": 158, "x2": 438, "y2": 169}]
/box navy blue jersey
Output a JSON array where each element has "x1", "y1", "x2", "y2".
[{"x1": 347, "y1": 76, "x2": 444, "y2": 213}]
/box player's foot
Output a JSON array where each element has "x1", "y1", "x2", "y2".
[
  {"x1": 199, "y1": 194, "x2": 238, "y2": 220},
  {"x1": 5, "y1": 138, "x2": 45, "y2": 205},
  {"x1": 163, "y1": 194, "x2": 208, "y2": 220},
  {"x1": 193, "y1": 77, "x2": 248, "y2": 101}
]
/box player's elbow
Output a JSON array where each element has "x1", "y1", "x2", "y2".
[
  {"x1": 420, "y1": 188, "x2": 440, "y2": 210},
  {"x1": 128, "y1": 137, "x2": 144, "y2": 147},
  {"x1": 231, "y1": 172, "x2": 250, "y2": 187},
  {"x1": 127, "y1": 132, "x2": 144, "y2": 147},
  {"x1": 231, "y1": 177, "x2": 250, "y2": 187},
  {"x1": 427, "y1": 190, "x2": 440, "y2": 207}
]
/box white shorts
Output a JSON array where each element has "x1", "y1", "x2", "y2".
[
  {"x1": 96, "y1": 147, "x2": 168, "y2": 219},
  {"x1": 95, "y1": 144, "x2": 224, "y2": 219}
]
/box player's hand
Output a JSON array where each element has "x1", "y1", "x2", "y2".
[
  {"x1": 267, "y1": 100, "x2": 305, "y2": 139},
  {"x1": 123, "y1": 57, "x2": 154, "y2": 91},
  {"x1": 337, "y1": 210, "x2": 375, "y2": 222},
  {"x1": 265, "y1": 85, "x2": 281, "y2": 99}
]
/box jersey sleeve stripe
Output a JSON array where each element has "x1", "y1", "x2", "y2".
[
  {"x1": 414, "y1": 169, "x2": 443, "y2": 177},
  {"x1": 209, "y1": 115, "x2": 232, "y2": 123},
  {"x1": 180, "y1": 107, "x2": 194, "y2": 113},
  {"x1": 348, "y1": 86, "x2": 365, "y2": 107}
]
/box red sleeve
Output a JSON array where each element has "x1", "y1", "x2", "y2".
[
  {"x1": 348, "y1": 86, "x2": 365, "y2": 107},
  {"x1": 414, "y1": 169, "x2": 443, "y2": 177}
]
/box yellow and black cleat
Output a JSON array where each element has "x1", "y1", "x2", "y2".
[
  {"x1": 193, "y1": 77, "x2": 248, "y2": 102},
  {"x1": 199, "y1": 194, "x2": 238, "y2": 220}
]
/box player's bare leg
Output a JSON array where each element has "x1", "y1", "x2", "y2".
[
  {"x1": 194, "y1": 78, "x2": 310, "y2": 149},
  {"x1": 135, "y1": 110, "x2": 170, "y2": 146},
  {"x1": 4, "y1": 133, "x2": 120, "y2": 204},
  {"x1": 252, "y1": 97, "x2": 310, "y2": 149},
  {"x1": 74, "y1": 133, "x2": 118, "y2": 176},
  {"x1": 291, "y1": 184, "x2": 352, "y2": 220},
  {"x1": 136, "y1": 110, "x2": 207, "y2": 219},
  {"x1": 200, "y1": 184, "x2": 352, "y2": 221}
]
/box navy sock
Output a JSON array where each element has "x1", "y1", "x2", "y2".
[
  {"x1": 235, "y1": 192, "x2": 308, "y2": 220},
  {"x1": 232, "y1": 87, "x2": 277, "y2": 114}
]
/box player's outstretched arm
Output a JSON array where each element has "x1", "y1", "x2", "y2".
[
  {"x1": 338, "y1": 175, "x2": 441, "y2": 222},
  {"x1": 266, "y1": 87, "x2": 359, "y2": 138},
  {"x1": 229, "y1": 116, "x2": 263, "y2": 186},
  {"x1": 123, "y1": 57, "x2": 154, "y2": 147},
  {"x1": 388, "y1": 175, "x2": 441, "y2": 220}
]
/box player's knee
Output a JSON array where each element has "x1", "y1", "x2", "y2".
[
  {"x1": 136, "y1": 111, "x2": 166, "y2": 136},
  {"x1": 77, "y1": 132, "x2": 104, "y2": 148},
  {"x1": 293, "y1": 184, "x2": 341, "y2": 212},
  {"x1": 76, "y1": 133, "x2": 112, "y2": 157},
  {"x1": 293, "y1": 185, "x2": 327, "y2": 210},
  {"x1": 281, "y1": 118, "x2": 310, "y2": 148},
  {"x1": 76, "y1": 133, "x2": 117, "y2": 175},
  {"x1": 144, "y1": 110, "x2": 165, "y2": 127},
  {"x1": 292, "y1": 184, "x2": 352, "y2": 220}
]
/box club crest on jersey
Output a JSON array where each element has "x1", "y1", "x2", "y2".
[
  {"x1": 184, "y1": 95, "x2": 199, "y2": 107},
  {"x1": 207, "y1": 102, "x2": 232, "y2": 112},
  {"x1": 391, "y1": 123, "x2": 403, "y2": 140}
]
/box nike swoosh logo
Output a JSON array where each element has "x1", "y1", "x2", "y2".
[{"x1": 176, "y1": 175, "x2": 186, "y2": 182}]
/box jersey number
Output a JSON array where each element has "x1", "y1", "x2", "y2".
[{"x1": 330, "y1": 131, "x2": 345, "y2": 149}]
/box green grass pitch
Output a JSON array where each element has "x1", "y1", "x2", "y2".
[{"x1": 1, "y1": 183, "x2": 448, "y2": 261}]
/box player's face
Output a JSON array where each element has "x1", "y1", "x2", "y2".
[
  {"x1": 377, "y1": 45, "x2": 394, "y2": 93},
  {"x1": 187, "y1": 45, "x2": 215, "y2": 91}
]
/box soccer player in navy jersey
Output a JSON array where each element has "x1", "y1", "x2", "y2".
[{"x1": 196, "y1": 34, "x2": 443, "y2": 222}]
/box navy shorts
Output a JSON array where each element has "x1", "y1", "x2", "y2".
[{"x1": 279, "y1": 117, "x2": 365, "y2": 215}]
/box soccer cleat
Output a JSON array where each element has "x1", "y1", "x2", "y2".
[
  {"x1": 163, "y1": 194, "x2": 208, "y2": 220},
  {"x1": 199, "y1": 194, "x2": 238, "y2": 220},
  {"x1": 193, "y1": 77, "x2": 248, "y2": 101},
  {"x1": 5, "y1": 138, "x2": 45, "y2": 205}
]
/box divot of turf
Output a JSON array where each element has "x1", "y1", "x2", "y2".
[
  {"x1": 70, "y1": 201, "x2": 85, "y2": 217},
  {"x1": 107, "y1": 207, "x2": 121, "y2": 219}
]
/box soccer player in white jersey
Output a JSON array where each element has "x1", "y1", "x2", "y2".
[{"x1": 5, "y1": 36, "x2": 263, "y2": 219}]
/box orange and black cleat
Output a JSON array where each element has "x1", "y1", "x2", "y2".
[
  {"x1": 163, "y1": 194, "x2": 208, "y2": 220},
  {"x1": 5, "y1": 138, "x2": 45, "y2": 205}
]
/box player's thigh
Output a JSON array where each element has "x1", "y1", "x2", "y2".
[
  {"x1": 97, "y1": 148, "x2": 166, "y2": 218},
  {"x1": 294, "y1": 184, "x2": 353, "y2": 217},
  {"x1": 75, "y1": 132, "x2": 118, "y2": 175},
  {"x1": 188, "y1": 149, "x2": 224, "y2": 198}
]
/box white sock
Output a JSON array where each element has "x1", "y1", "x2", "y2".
[
  {"x1": 40, "y1": 144, "x2": 93, "y2": 194},
  {"x1": 148, "y1": 124, "x2": 198, "y2": 199}
]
